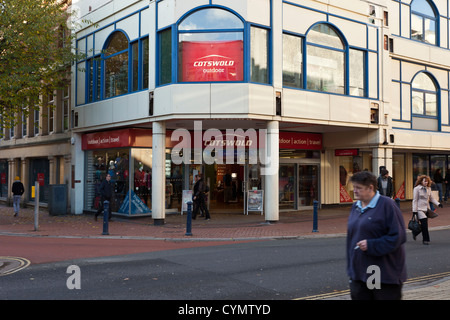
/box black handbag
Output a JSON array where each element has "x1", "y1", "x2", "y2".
[{"x1": 408, "y1": 213, "x2": 421, "y2": 236}]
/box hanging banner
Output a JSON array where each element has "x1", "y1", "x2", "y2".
[{"x1": 180, "y1": 40, "x2": 244, "y2": 82}]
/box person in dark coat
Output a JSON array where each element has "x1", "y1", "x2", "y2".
[
  {"x1": 377, "y1": 169, "x2": 393, "y2": 198},
  {"x1": 347, "y1": 171, "x2": 406, "y2": 300},
  {"x1": 192, "y1": 174, "x2": 210, "y2": 220},
  {"x1": 12, "y1": 176, "x2": 25, "y2": 217},
  {"x1": 95, "y1": 173, "x2": 113, "y2": 221}
]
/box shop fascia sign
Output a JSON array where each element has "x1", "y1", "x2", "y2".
[{"x1": 171, "y1": 121, "x2": 322, "y2": 176}]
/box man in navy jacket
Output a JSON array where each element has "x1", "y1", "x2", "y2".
[{"x1": 347, "y1": 171, "x2": 406, "y2": 300}]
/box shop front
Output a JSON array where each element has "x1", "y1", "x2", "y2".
[{"x1": 82, "y1": 128, "x2": 182, "y2": 216}]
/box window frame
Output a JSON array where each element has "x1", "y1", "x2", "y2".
[
  {"x1": 410, "y1": 0, "x2": 438, "y2": 45},
  {"x1": 175, "y1": 7, "x2": 246, "y2": 84},
  {"x1": 283, "y1": 23, "x2": 367, "y2": 97},
  {"x1": 411, "y1": 71, "x2": 440, "y2": 131}
]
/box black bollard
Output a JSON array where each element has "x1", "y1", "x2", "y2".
[
  {"x1": 102, "y1": 200, "x2": 110, "y2": 235},
  {"x1": 185, "y1": 201, "x2": 193, "y2": 236},
  {"x1": 395, "y1": 198, "x2": 400, "y2": 208},
  {"x1": 312, "y1": 200, "x2": 319, "y2": 233}
]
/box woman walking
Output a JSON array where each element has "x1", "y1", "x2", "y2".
[{"x1": 412, "y1": 175, "x2": 442, "y2": 245}]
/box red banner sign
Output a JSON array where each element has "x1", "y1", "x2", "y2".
[
  {"x1": 180, "y1": 40, "x2": 244, "y2": 82},
  {"x1": 335, "y1": 149, "x2": 359, "y2": 156},
  {"x1": 340, "y1": 183, "x2": 353, "y2": 203},
  {"x1": 395, "y1": 181, "x2": 405, "y2": 200},
  {"x1": 279, "y1": 132, "x2": 322, "y2": 150}
]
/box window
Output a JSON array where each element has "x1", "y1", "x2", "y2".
[
  {"x1": 306, "y1": 24, "x2": 345, "y2": 94},
  {"x1": 349, "y1": 49, "x2": 365, "y2": 97},
  {"x1": 63, "y1": 85, "x2": 70, "y2": 131},
  {"x1": 411, "y1": 72, "x2": 439, "y2": 131},
  {"x1": 284, "y1": 23, "x2": 366, "y2": 97},
  {"x1": 178, "y1": 8, "x2": 244, "y2": 82},
  {"x1": 159, "y1": 28, "x2": 172, "y2": 85},
  {"x1": 250, "y1": 26, "x2": 269, "y2": 84},
  {"x1": 104, "y1": 31, "x2": 129, "y2": 99},
  {"x1": 411, "y1": 0, "x2": 437, "y2": 45},
  {"x1": 34, "y1": 109, "x2": 40, "y2": 136},
  {"x1": 283, "y1": 33, "x2": 303, "y2": 88},
  {"x1": 48, "y1": 93, "x2": 54, "y2": 133},
  {"x1": 21, "y1": 112, "x2": 27, "y2": 138}
]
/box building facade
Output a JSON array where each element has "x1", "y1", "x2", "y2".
[
  {"x1": 0, "y1": 86, "x2": 72, "y2": 209},
  {"x1": 67, "y1": 0, "x2": 450, "y2": 223}
]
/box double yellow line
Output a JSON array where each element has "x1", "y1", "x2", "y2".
[
  {"x1": 0, "y1": 256, "x2": 31, "y2": 276},
  {"x1": 295, "y1": 271, "x2": 450, "y2": 300}
]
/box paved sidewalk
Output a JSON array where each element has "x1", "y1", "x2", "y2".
[{"x1": 1, "y1": 201, "x2": 450, "y2": 300}]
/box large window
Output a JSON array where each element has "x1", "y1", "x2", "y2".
[
  {"x1": 307, "y1": 24, "x2": 345, "y2": 94},
  {"x1": 411, "y1": 72, "x2": 439, "y2": 131},
  {"x1": 411, "y1": 0, "x2": 437, "y2": 45},
  {"x1": 104, "y1": 31, "x2": 129, "y2": 99},
  {"x1": 283, "y1": 23, "x2": 366, "y2": 97},
  {"x1": 178, "y1": 8, "x2": 244, "y2": 82}
]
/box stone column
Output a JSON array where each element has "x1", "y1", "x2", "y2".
[
  {"x1": 264, "y1": 120, "x2": 279, "y2": 222},
  {"x1": 152, "y1": 121, "x2": 166, "y2": 225}
]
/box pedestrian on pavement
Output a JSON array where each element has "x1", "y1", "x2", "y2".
[
  {"x1": 95, "y1": 173, "x2": 113, "y2": 221},
  {"x1": 377, "y1": 169, "x2": 393, "y2": 198},
  {"x1": 412, "y1": 175, "x2": 442, "y2": 245},
  {"x1": 192, "y1": 173, "x2": 210, "y2": 220},
  {"x1": 444, "y1": 170, "x2": 450, "y2": 201},
  {"x1": 433, "y1": 169, "x2": 444, "y2": 202},
  {"x1": 346, "y1": 171, "x2": 407, "y2": 300},
  {"x1": 12, "y1": 176, "x2": 25, "y2": 217}
]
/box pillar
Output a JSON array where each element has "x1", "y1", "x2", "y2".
[
  {"x1": 20, "y1": 157, "x2": 29, "y2": 203},
  {"x1": 264, "y1": 120, "x2": 279, "y2": 222},
  {"x1": 152, "y1": 121, "x2": 166, "y2": 225}
]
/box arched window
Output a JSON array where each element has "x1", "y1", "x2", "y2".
[
  {"x1": 306, "y1": 24, "x2": 345, "y2": 94},
  {"x1": 103, "y1": 31, "x2": 129, "y2": 98},
  {"x1": 412, "y1": 72, "x2": 439, "y2": 131},
  {"x1": 411, "y1": 0, "x2": 437, "y2": 45},
  {"x1": 178, "y1": 8, "x2": 244, "y2": 82}
]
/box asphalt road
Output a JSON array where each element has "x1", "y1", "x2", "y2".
[{"x1": 1, "y1": 229, "x2": 450, "y2": 300}]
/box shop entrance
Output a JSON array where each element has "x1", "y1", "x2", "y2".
[
  {"x1": 189, "y1": 163, "x2": 262, "y2": 214},
  {"x1": 279, "y1": 162, "x2": 320, "y2": 210}
]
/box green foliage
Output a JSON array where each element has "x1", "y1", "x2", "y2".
[{"x1": 0, "y1": 0, "x2": 79, "y2": 129}]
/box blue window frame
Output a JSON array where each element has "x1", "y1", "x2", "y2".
[
  {"x1": 76, "y1": 6, "x2": 151, "y2": 106},
  {"x1": 177, "y1": 7, "x2": 245, "y2": 83},
  {"x1": 411, "y1": 71, "x2": 440, "y2": 131},
  {"x1": 410, "y1": 0, "x2": 438, "y2": 45},
  {"x1": 283, "y1": 23, "x2": 367, "y2": 97}
]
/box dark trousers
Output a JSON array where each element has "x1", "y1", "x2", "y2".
[
  {"x1": 193, "y1": 197, "x2": 210, "y2": 220},
  {"x1": 96, "y1": 198, "x2": 112, "y2": 219},
  {"x1": 349, "y1": 279, "x2": 402, "y2": 300},
  {"x1": 419, "y1": 218, "x2": 430, "y2": 242}
]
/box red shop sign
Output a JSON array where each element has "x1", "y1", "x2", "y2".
[
  {"x1": 335, "y1": 149, "x2": 359, "y2": 156},
  {"x1": 278, "y1": 132, "x2": 322, "y2": 150},
  {"x1": 37, "y1": 173, "x2": 45, "y2": 186},
  {"x1": 180, "y1": 40, "x2": 244, "y2": 82}
]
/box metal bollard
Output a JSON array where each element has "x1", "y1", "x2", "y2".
[
  {"x1": 395, "y1": 198, "x2": 400, "y2": 208},
  {"x1": 102, "y1": 200, "x2": 110, "y2": 235},
  {"x1": 312, "y1": 200, "x2": 319, "y2": 233},
  {"x1": 185, "y1": 201, "x2": 193, "y2": 236}
]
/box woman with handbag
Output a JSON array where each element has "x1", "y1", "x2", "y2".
[{"x1": 412, "y1": 175, "x2": 443, "y2": 245}]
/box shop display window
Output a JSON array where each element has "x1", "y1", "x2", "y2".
[{"x1": 0, "y1": 160, "x2": 8, "y2": 198}]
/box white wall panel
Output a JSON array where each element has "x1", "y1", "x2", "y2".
[
  {"x1": 116, "y1": 13, "x2": 139, "y2": 40},
  {"x1": 401, "y1": 83, "x2": 411, "y2": 121},
  {"x1": 172, "y1": 84, "x2": 211, "y2": 114},
  {"x1": 329, "y1": 16, "x2": 366, "y2": 48},
  {"x1": 211, "y1": 84, "x2": 249, "y2": 114},
  {"x1": 283, "y1": 5, "x2": 326, "y2": 35},
  {"x1": 248, "y1": 85, "x2": 273, "y2": 115}
]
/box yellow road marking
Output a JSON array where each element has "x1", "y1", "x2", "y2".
[
  {"x1": 295, "y1": 271, "x2": 450, "y2": 300},
  {"x1": 0, "y1": 256, "x2": 31, "y2": 276}
]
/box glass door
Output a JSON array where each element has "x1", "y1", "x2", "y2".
[{"x1": 298, "y1": 164, "x2": 319, "y2": 208}]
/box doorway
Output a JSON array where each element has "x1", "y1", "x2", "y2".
[{"x1": 279, "y1": 162, "x2": 320, "y2": 210}]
